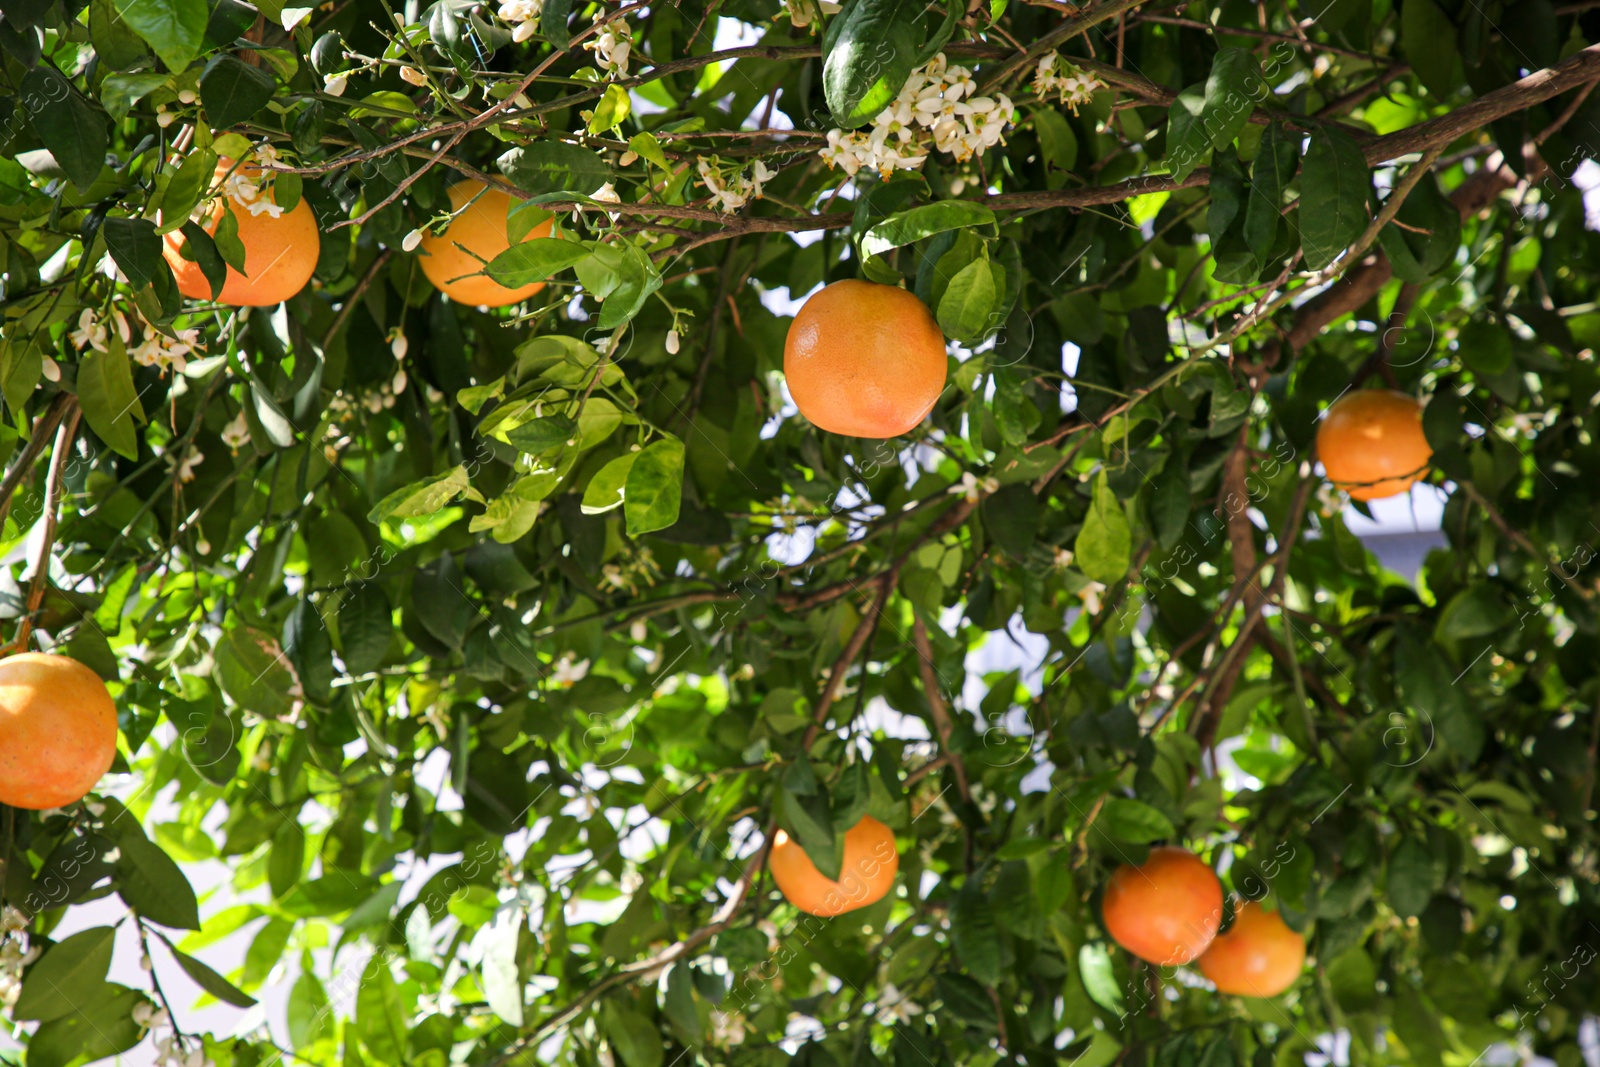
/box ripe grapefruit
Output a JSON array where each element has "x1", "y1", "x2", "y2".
[
  {"x1": 0, "y1": 653, "x2": 118, "y2": 810},
  {"x1": 419, "y1": 180, "x2": 554, "y2": 307},
  {"x1": 1197, "y1": 901, "x2": 1306, "y2": 997},
  {"x1": 1316, "y1": 389, "x2": 1432, "y2": 501},
  {"x1": 163, "y1": 161, "x2": 320, "y2": 307},
  {"x1": 783, "y1": 279, "x2": 947, "y2": 438},
  {"x1": 1101, "y1": 845, "x2": 1223, "y2": 965},
  {"x1": 769, "y1": 815, "x2": 899, "y2": 917}
]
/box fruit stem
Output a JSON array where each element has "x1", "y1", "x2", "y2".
[
  {"x1": 0, "y1": 393, "x2": 75, "y2": 533},
  {"x1": 13, "y1": 406, "x2": 81, "y2": 654}
]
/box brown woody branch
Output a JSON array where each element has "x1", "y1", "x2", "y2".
[{"x1": 912, "y1": 615, "x2": 972, "y2": 804}]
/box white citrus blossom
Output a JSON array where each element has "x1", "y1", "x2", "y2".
[
  {"x1": 551, "y1": 654, "x2": 590, "y2": 686},
  {"x1": 781, "y1": 0, "x2": 840, "y2": 26},
  {"x1": 819, "y1": 54, "x2": 1013, "y2": 179},
  {"x1": 0, "y1": 937, "x2": 40, "y2": 1009},
  {"x1": 131, "y1": 325, "x2": 201, "y2": 374},
  {"x1": 498, "y1": 0, "x2": 543, "y2": 42},
  {"x1": 584, "y1": 16, "x2": 632, "y2": 77},
  {"x1": 323, "y1": 72, "x2": 350, "y2": 96},
  {"x1": 1032, "y1": 53, "x2": 1104, "y2": 113},
  {"x1": 169, "y1": 447, "x2": 204, "y2": 483},
  {"x1": 399, "y1": 65, "x2": 428, "y2": 87},
  {"x1": 70, "y1": 308, "x2": 131, "y2": 352},
  {"x1": 947, "y1": 471, "x2": 999, "y2": 502},
  {"x1": 220, "y1": 411, "x2": 251, "y2": 453},
  {"x1": 695, "y1": 158, "x2": 778, "y2": 214}
]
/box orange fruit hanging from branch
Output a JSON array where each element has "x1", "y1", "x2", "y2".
[
  {"x1": 163, "y1": 160, "x2": 320, "y2": 307},
  {"x1": 419, "y1": 180, "x2": 555, "y2": 307},
  {"x1": 1101, "y1": 845, "x2": 1223, "y2": 965},
  {"x1": 783, "y1": 279, "x2": 948, "y2": 438},
  {"x1": 1316, "y1": 389, "x2": 1432, "y2": 501},
  {"x1": 0, "y1": 653, "x2": 118, "y2": 810},
  {"x1": 769, "y1": 815, "x2": 899, "y2": 916},
  {"x1": 1197, "y1": 900, "x2": 1307, "y2": 997}
]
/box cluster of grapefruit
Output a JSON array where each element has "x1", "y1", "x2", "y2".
[
  {"x1": 1102, "y1": 845, "x2": 1306, "y2": 997},
  {"x1": 147, "y1": 156, "x2": 1437, "y2": 500},
  {"x1": 769, "y1": 831, "x2": 1307, "y2": 999},
  {"x1": 161, "y1": 162, "x2": 554, "y2": 309}
]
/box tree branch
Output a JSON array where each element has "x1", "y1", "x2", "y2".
[{"x1": 912, "y1": 615, "x2": 971, "y2": 805}]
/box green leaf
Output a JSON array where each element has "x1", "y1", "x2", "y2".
[
  {"x1": 1387, "y1": 836, "x2": 1442, "y2": 919},
  {"x1": 22, "y1": 68, "x2": 109, "y2": 192},
  {"x1": 1435, "y1": 583, "x2": 1510, "y2": 642},
  {"x1": 480, "y1": 906, "x2": 525, "y2": 1026},
  {"x1": 1401, "y1": 0, "x2": 1458, "y2": 101},
  {"x1": 101, "y1": 217, "x2": 165, "y2": 290},
  {"x1": 267, "y1": 820, "x2": 306, "y2": 898},
  {"x1": 823, "y1": 0, "x2": 924, "y2": 127},
  {"x1": 1033, "y1": 108, "x2": 1077, "y2": 187},
  {"x1": 1201, "y1": 48, "x2": 1263, "y2": 150},
  {"x1": 368, "y1": 465, "x2": 470, "y2": 523},
  {"x1": 505, "y1": 413, "x2": 578, "y2": 453},
  {"x1": 1298, "y1": 127, "x2": 1371, "y2": 271},
  {"x1": 26, "y1": 985, "x2": 148, "y2": 1067},
  {"x1": 935, "y1": 971, "x2": 998, "y2": 1028},
  {"x1": 486, "y1": 238, "x2": 591, "y2": 288},
  {"x1": 1378, "y1": 173, "x2": 1461, "y2": 283},
  {"x1": 78, "y1": 338, "x2": 146, "y2": 461},
  {"x1": 160, "y1": 147, "x2": 219, "y2": 233},
  {"x1": 937, "y1": 257, "x2": 998, "y2": 343},
  {"x1": 91, "y1": 0, "x2": 153, "y2": 70},
  {"x1": 201, "y1": 53, "x2": 276, "y2": 129},
  {"x1": 949, "y1": 880, "x2": 1001, "y2": 985},
  {"x1": 588, "y1": 82, "x2": 632, "y2": 134},
  {"x1": 100, "y1": 71, "x2": 168, "y2": 121},
  {"x1": 582, "y1": 452, "x2": 638, "y2": 515},
  {"x1": 356, "y1": 961, "x2": 408, "y2": 1063},
  {"x1": 1164, "y1": 83, "x2": 1209, "y2": 182},
  {"x1": 1455, "y1": 319, "x2": 1512, "y2": 377},
  {"x1": 116, "y1": 0, "x2": 209, "y2": 71},
  {"x1": 538, "y1": 0, "x2": 574, "y2": 48},
  {"x1": 288, "y1": 973, "x2": 331, "y2": 1049},
  {"x1": 861, "y1": 201, "x2": 997, "y2": 261},
  {"x1": 1243, "y1": 122, "x2": 1298, "y2": 263},
  {"x1": 159, "y1": 936, "x2": 258, "y2": 1007},
  {"x1": 1074, "y1": 472, "x2": 1131, "y2": 585},
  {"x1": 1078, "y1": 943, "x2": 1125, "y2": 1014},
  {"x1": 1147, "y1": 465, "x2": 1190, "y2": 551},
  {"x1": 579, "y1": 242, "x2": 661, "y2": 330},
  {"x1": 497, "y1": 143, "x2": 613, "y2": 197},
  {"x1": 213, "y1": 203, "x2": 247, "y2": 272},
  {"x1": 601, "y1": 1000, "x2": 664, "y2": 1067},
  {"x1": 661, "y1": 963, "x2": 703, "y2": 1045},
  {"x1": 340, "y1": 583, "x2": 392, "y2": 675},
  {"x1": 624, "y1": 436, "x2": 685, "y2": 536},
  {"x1": 215, "y1": 625, "x2": 298, "y2": 720},
  {"x1": 13, "y1": 927, "x2": 118, "y2": 1022},
  {"x1": 116, "y1": 834, "x2": 201, "y2": 929},
  {"x1": 1099, "y1": 796, "x2": 1176, "y2": 844}
]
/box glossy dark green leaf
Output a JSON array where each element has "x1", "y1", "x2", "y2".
[
  {"x1": 1298, "y1": 127, "x2": 1371, "y2": 270},
  {"x1": 21, "y1": 68, "x2": 108, "y2": 191},
  {"x1": 200, "y1": 53, "x2": 276, "y2": 129},
  {"x1": 13, "y1": 927, "x2": 117, "y2": 1022},
  {"x1": 116, "y1": 834, "x2": 201, "y2": 929}
]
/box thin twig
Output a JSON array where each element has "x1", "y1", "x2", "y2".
[
  {"x1": 14, "y1": 405, "x2": 81, "y2": 654},
  {"x1": 0, "y1": 394, "x2": 74, "y2": 530}
]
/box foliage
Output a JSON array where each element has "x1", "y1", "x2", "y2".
[{"x1": 2, "y1": 0, "x2": 1600, "y2": 1066}]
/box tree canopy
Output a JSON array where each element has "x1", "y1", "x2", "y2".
[{"x1": 2, "y1": 0, "x2": 1600, "y2": 1065}]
